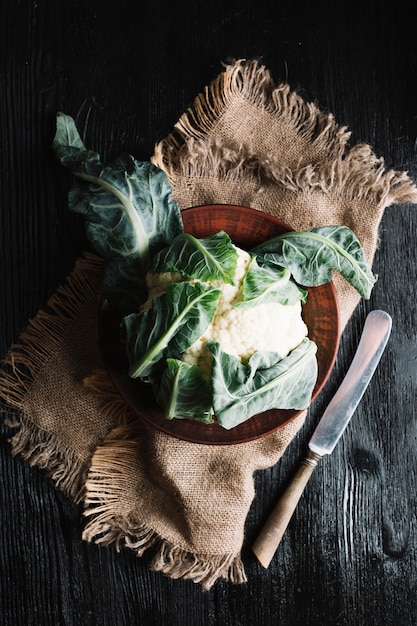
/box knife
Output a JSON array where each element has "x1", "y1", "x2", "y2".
[{"x1": 252, "y1": 309, "x2": 392, "y2": 568}]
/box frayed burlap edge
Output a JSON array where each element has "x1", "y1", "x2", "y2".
[
  {"x1": 0, "y1": 252, "x2": 104, "y2": 503},
  {"x1": 84, "y1": 444, "x2": 246, "y2": 590},
  {"x1": 153, "y1": 58, "x2": 350, "y2": 165},
  {"x1": 82, "y1": 369, "x2": 246, "y2": 591},
  {"x1": 152, "y1": 59, "x2": 417, "y2": 209}
]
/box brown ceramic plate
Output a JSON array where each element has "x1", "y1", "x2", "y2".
[{"x1": 98, "y1": 204, "x2": 340, "y2": 445}]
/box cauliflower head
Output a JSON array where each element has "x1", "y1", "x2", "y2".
[{"x1": 143, "y1": 245, "x2": 308, "y2": 380}]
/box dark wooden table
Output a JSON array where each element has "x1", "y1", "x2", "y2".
[{"x1": 1, "y1": 2, "x2": 416, "y2": 624}]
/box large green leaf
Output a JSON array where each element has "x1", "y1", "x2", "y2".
[
  {"x1": 53, "y1": 112, "x2": 183, "y2": 312},
  {"x1": 151, "y1": 231, "x2": 238, "y2": 284},
  {"x1": 121, "y1": 281, "x2": 221, "y2": 380},
  {"x1": 155, "y1": 359, "x2": 214, "y2": 423},
  {"x1": 207, "y1": 339, "x2": 317, "y2": 430},
  {"x1": 253, "y1": 225, "x2": 377, "y2": 298},
  {"x1": 236, "y1": 257, "x2": 307, "y2": 307}
]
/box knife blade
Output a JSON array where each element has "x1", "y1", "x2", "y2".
[{"x1": 252, "y1": 309, "x2": 392, "y2": 568}]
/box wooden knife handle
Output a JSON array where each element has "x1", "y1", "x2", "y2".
[{"x1": 252, "y1": 449, "x2": 322, "y2": 568}]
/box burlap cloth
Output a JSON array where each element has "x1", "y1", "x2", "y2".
[{"x1": 1, "y1": 59, "x2": 416, "y2": 590}]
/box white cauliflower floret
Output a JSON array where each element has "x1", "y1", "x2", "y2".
[
  {"x1": 208, "y1": 300, "x2": 307, "y2": 360},
  {"x1": 140, "y1": 270, "x2": 183, "y2": 311},
  {"x1": 209, "y1": 246, "x2": 251, "y2": 310},
  {"x1": 182, "y1": 245, "x2": 307, "y2": 378}
]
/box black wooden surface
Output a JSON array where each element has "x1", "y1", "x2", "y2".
[{"x1": 1, "y1": 1, "x2": 416, "y2": 625}]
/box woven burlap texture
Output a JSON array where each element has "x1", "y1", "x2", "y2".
[{"x1": 1, "y1": 59, "x2": 416, "y2": 590}]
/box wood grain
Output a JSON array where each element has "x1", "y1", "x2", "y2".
[{"x1": 1, "y1": 1, "x2": 416, "y2": 625}]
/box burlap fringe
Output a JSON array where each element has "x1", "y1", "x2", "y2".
[
  {"x1": 83, "y1": 431, "x2": 246, "y2": 590},
  {"x1": 83, "y1": 368, "x2": 138, "y2": 435},
  {"x1": 150, "y1": 543, "x2": 246, "y2": 591},
  {"x1": 8, "y1": 420, "x2": 88, "y2": 503},
  {"x1": 84, "y1": 508, "x2": 246, "y2": 591},
  {"x1": 153, "y1": 58, "x2": 350, "y2": 162},
  {"x1": 152, "y1": 59, "x2": 417, "y2": 209},
  {"x1": 83, "y1": 456, "x2": 247, "y2": 590},
  {"x1": 0, "y1": 252, "x2": 104, "y2": 503}
]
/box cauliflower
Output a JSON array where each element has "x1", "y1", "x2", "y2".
[
  {"x1": 121, "y1": 230, "x2": 319, "y2": 428},
  {"x1": 143, "y1": 245, "x2": 308, "y2": 381}
]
